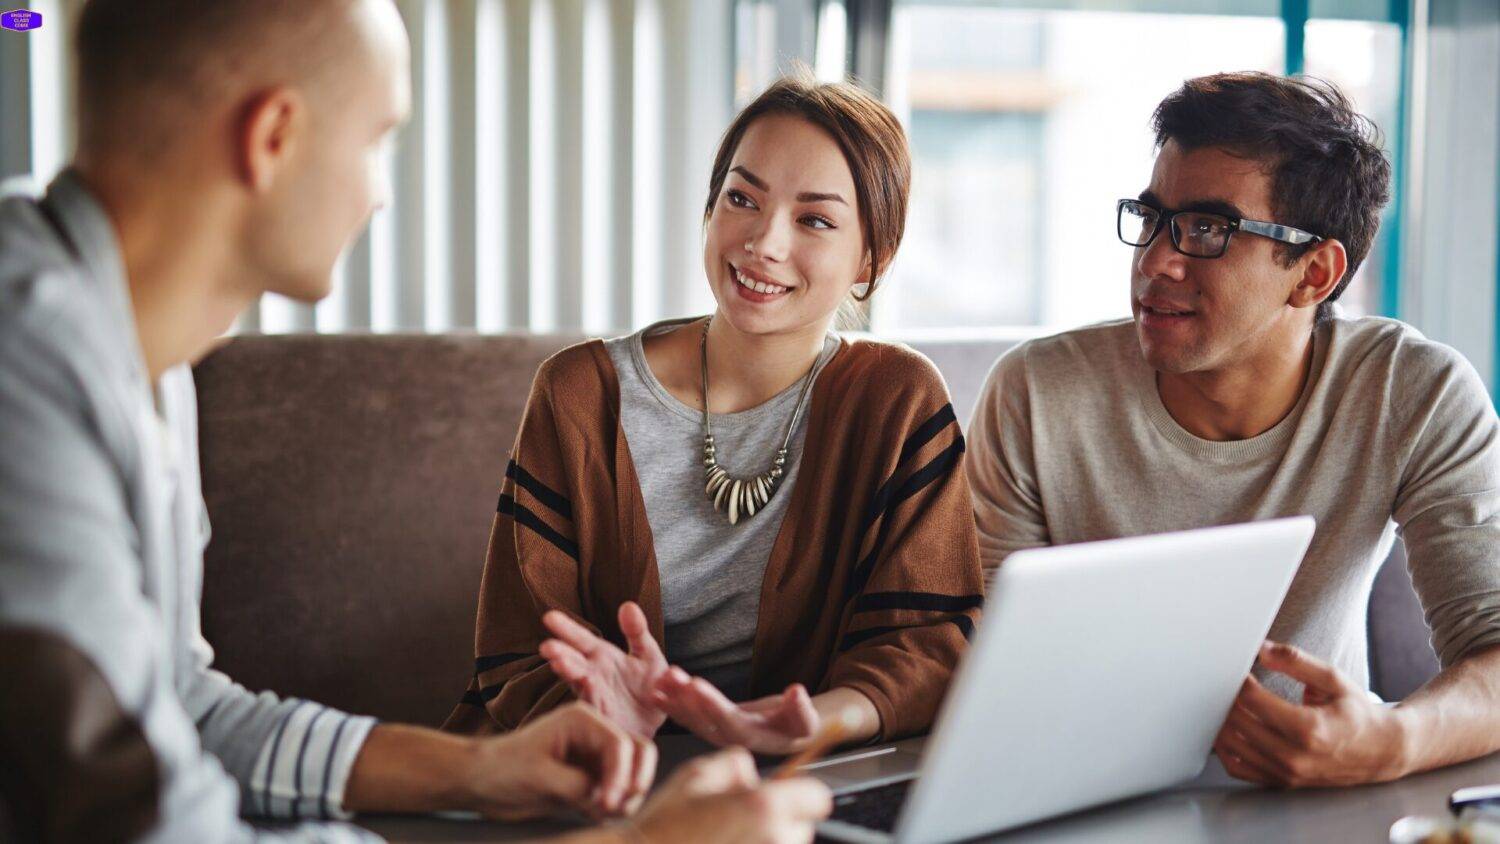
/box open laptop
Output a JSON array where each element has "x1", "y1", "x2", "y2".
[{"x1": 814, "y1": 517, "x2": 1316, "y2": 843}]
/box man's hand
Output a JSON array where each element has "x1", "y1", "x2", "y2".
[
  {"x1": 468, "y1": 702, "x2": 658, "y2": 820},
  {"x1": 1213, "y1": 641, "x2": 1410, "y2": 787},
  {"x1": 624, "y1": 748, "x2": 831, "y2": 843},
  {"x1": 650, "y1": 668, "x2": 820, "y2": 754},
  {"x1": 343, "y1": 702, "x2": 654, "y2": 821},
  {"x1": 540, "y1": 602, "x2": 671, "y2": 739}
]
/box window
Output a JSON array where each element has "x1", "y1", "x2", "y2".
[
  {"x1": 879, "y1": 3, "x2": 1287, "y2": 332},
  {"x1": 779, "y1": 1, "x2": 1410, "y2": 334},
  {"x1": 1304, "y1": 17, "x2": 1404, "y2": 317}
]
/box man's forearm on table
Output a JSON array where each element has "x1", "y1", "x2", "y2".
[
  {"x1": 343, "y1": 723, "x2": 482, "y2": 814},
  {"x1": 1392, "y1": 645, "x2": 1500, "y2": 776}
]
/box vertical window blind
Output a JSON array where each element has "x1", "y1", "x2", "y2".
[{"x1": 0, "y1": 0, "x2": 738, "y2": 336}]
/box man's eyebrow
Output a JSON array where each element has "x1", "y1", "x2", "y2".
[
  {"x1": 729, "y1": 165, "x2": 767, "y2": 191},
  {"x1": 1136, "y1": 190, "x2": 1245, "y2": 218},
  {"x1": 1180, "y1": 198, "x2": 1246, "y2": 218},
  {"x1": 796, "y1": 191, "x2": 848, "y2": 205}
]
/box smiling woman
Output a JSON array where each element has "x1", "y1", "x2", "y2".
[
  {"x1": 444, "y1": 71, "x2": 985, "y2": 758},
  {"x1": 705, "y1": 76, "x2": 911, "y2": 307}
]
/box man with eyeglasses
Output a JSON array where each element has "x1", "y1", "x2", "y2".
[{"x1": 967, "y1": 71, "x2": 1500, "y2": 787}]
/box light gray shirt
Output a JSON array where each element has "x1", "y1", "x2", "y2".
[
  {"x1": 967, "y1": 317, "x2": 1500, "y2": 698},
  {"x1": 606, "y1": 319, "x2": 838, "y2": 701},
  {"x1": 0, "y1": 172, "x2": 376, "y2": 842}
]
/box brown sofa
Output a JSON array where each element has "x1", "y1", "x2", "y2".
[{"x1": 194, "y1": 332, "x2": 1439, "y2": 727}]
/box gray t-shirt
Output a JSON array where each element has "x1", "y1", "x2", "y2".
[
  {"x1": 605, "y1": 318, "x2": 838, "y2": 700},
  {"x1": 967, "y1": 316, "x2": 1500, "y2": 699}
]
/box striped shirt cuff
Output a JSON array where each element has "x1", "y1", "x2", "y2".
[{"x1": 247, "y1": 700, "x2": 377, "y2": 821}]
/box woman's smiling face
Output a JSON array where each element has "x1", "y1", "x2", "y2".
[{"x1": 703, "y1": 113, "x2": 867, "y2": 337}]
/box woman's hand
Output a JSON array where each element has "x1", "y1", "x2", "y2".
[
  {"x1": 541, "y1": 602, "x2": 670, "y2": 739},
  {"x1": 650, "y1": 667, "x2": 822, "y2": 755}
]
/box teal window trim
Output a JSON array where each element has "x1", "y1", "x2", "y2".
[
  {"x1": 1380, "y1": 0, "x2": 1408, "y2": 320},
  {"x1": 844, "y1": 0, "x2": 1411, "y2": 321},
  {"x1": 1287, "y1": 0, "x2": 1404, "y2": 320},
  {"x1": 1282, "y1": 0, "x2": 1309, "y2": 76}
]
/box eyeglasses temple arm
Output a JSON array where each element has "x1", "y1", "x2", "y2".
[{"x1": 1239, "y1": 219, "x2": 1322, "y2": 245}]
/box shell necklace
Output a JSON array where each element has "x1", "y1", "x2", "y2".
[{"x1": 700, "y1": 320, "x2": 818, "y2": 524}]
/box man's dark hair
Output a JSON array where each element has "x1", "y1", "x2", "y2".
[{"x1": 1151, "y1": 72, "x2": 1392, "y2": 325}]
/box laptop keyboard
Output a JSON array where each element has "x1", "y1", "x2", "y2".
[{"x1": 829, "y1": 779, "x2": 914, "y2": 833}]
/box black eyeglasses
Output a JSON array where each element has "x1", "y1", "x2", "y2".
[{"x1": 1116, "y1": 198, "x2": 1322, "y2": 259}]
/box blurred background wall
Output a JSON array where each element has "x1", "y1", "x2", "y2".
[{"x1": 1, "y1": 0, "x2": 1496, "y2": 385}]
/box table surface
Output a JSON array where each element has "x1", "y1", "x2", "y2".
[{"x1": 352, "y1": 735, "x2": 1500, "y2": 843}]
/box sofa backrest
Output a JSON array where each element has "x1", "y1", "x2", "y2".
[
  {"x1": 194, "y1": 332, "x2": 1436, "y2": 725},
  {"x1": 195, "y1": 333, "x2": 582, "y2": 725}
]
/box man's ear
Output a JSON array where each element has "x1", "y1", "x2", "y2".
[
  {"x1": 1289, "y1": 238, "x2": 1348, "y2": 310},
  {"x1": 238, "y1": 88, "x2": 305, "y2": 193}
]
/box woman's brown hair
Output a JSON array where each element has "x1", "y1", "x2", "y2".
[{"x1": 704, "y1": 71, "x2": 911, "y2": 301}]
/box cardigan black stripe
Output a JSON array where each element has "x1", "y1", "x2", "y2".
[
  {"x1": 838, "y1": 614, "x2": 975, "y2": 652},
  {"x1": 506, "y1": 459, "x2": 574, "y2": 521},
  {"x1": 498, "y1": 494, "x2": 580, "y2": 561}
]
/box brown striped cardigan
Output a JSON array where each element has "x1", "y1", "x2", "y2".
[{"x1": 443, "y1": 336, "x2": 984, "y2": 742}]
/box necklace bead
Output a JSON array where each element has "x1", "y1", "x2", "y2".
[{"x1": 699, "y1": 319, "x2": 818, "y2": 525}]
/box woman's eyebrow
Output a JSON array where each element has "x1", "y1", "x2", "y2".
[
  {"x1": 730, "y1": 165, "x2": 847, "y2": 206},
  {"x1": 797, "y1": 191, "x2": 847, "y2": 205},
  {"x1": 729, "y1": 165, "x2": 768, "y2": 190}
]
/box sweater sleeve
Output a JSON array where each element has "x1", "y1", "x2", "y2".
[
  {"x1": 1392, "y1": 343, "x2": 1500, "y2": 669},
  {"x1": 965, "y1": 344, "x2": 1050, "y2": 589},
  {"x1": 443, "y1": 358, "x2": 587, "y2": 733},
  {"x1": 822, "y1": 363, "x2": 986, "y2": 741}
]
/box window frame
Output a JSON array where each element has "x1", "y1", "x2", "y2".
[{"x1": 828, "y1": 0, "x2": 1412, "y2": 330}]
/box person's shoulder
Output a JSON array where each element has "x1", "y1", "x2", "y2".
[
  {"x1": 830, "y1": 338, "x2": 960, "y2": 435},
  {"x1": 533, "y1": 338, "x2": 614, "y2": 396},
  {"x1": 838, "y1": 335, "x2": 947, "y2": 388},
  {"x1": 0, "y1": 193, "x2": 75, "y2": 321},
  {"x1": 0, "y1": 197, "x2": 110, "y2": 377},
  {"x1": 986, "y1": 318, "x2": 1138, "y2": 391},
  {"x1": 1011, "y1": 317, "x2": 1136, "y2": 364},
  {"x1": 1330, "y1": 316, "x2": 1478, "y2": 384},
  {"x1": 1328, "y1": 316, "x2": 1492, "y2": 418},
  {"x1": 0, "y1": 207, "x2": 126, "y2": 450}
]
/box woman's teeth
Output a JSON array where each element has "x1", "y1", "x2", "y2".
[{"x1": 733, "y1": 267, "x2": 788, "y2": 295}]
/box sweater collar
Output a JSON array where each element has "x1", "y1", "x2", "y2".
[{"x1": 1134, "y1": 321, "x2": 1331, "y2": 464}]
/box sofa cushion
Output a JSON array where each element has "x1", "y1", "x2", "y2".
[
  {"x1": 1367, "y1": 542, "x2": 1439, "y2": 700},
  {"x1": 194, "y1": 332, "x2": 1439, "y2": 726},
  {"x1": 195, "y1": 333, "x2": 581, "y2": 726}
]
